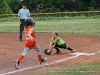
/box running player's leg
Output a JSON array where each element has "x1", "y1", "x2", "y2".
[
  {"x1": 32, "y1": 44, "x2": 46, "y2": 64},
  {"x1": 17, "y1": 47, "x2": 31, "y2": 62},
  {"x1": 32, "y1": 44, "x2": 42, "y2": 61},
  {"x1": 14, "y1": 47, "x2": 31, "y2": 69}
]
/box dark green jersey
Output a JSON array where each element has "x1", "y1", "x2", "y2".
[{"x1": 52, "y1": 37, "x2": 65, "y2": 46}]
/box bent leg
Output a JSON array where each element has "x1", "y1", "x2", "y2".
[
  {"x1": 52, "y1": 44, "x2": 61, "y2": 54},
  {"x1": 61, "y1": 43, "x2": 73, "y2": 51},
  {"x1": 32, "y1": 44, "x2": 41, "y2": 55},
  {"x1": 32, "y1": 44, "x2": 42, "y2": 61},
  {"x1": 52, "y1": 43, "x2": 60, "y2": 51},
  {"x1": 62, "y1": 43, "x2": 75, "y2": 53},
  {"x1": 17, "y1": 47, "x2": 31, "y2": 61}
]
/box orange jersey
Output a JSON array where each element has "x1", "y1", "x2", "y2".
[{"x1": 24, "y1": 26, "x2": 37, "y2": 47}]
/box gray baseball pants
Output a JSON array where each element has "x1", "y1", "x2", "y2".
[{"x1": 21, "y1": 44, "x2": 41, "y2": 57}]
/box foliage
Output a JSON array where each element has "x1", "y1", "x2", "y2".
[
  {"x1": 5, "y1": 0, "x2": 100, "y2": 13},
  {"x1": 0, "y1": 0, "x2": 13, "y2": 14},
  {"x1": 6, "y1": 0, "x2": 22, "y2": 13}
]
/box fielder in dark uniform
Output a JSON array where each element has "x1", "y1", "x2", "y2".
[{"x1": 18, "y1": 3, "x2": 30, "y2": 41}]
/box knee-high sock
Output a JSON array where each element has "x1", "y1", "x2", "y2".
[
  {"x1": 67, "y1": 47, "x2": 73, "y2": 51},
  {"x1": 38, "y1": 55, "x2": 42, "y2": 61},
  {"x1": 17, "y1": 55, "x2": 24, "y2": 61}
]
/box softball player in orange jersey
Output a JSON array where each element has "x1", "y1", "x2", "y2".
[{"x1": 14, "y1": 17, "x2": 47, "y2": 70}]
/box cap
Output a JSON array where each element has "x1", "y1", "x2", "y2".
[{"x1": 22, "y1": 2, "x2": 27, "y2": 6}]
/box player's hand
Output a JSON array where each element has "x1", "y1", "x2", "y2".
[
  {"x1": 44, "y1": 49, "x2": 52, "y2": 55},
  {"x1": 19, "y1": 22, "x2": 21, "y2": 25}
]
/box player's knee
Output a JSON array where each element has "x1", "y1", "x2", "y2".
[
  {"x1": 22, "y1": 48, "x2": 30, "y2": 56},
  {"x1": 36, "y1": 49, "x2": 41, "y2": 54},
  {"x1": 22, "y1": 53, "x2": 27, "y2": 57}
]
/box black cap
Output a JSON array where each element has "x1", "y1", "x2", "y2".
[
  {"x1": 22, "y1": 2, "x2": 27, "y2": 6},
  {"x1": 25, "y1": 17, "x2": 35, "y2": 25}
]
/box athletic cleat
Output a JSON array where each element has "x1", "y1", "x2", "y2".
[
  {"x1": 40, "y1": 58, "x2": 47, "y2": 65},
  {"x1": 71, "y1": 50, "x2": 76, "y2": 53},
  {"x1": 14, "y1": 60, "x2": 20, "y2": 70},
  {"x1": 56, "y1": 50, "x2": 61, "y2": 54}
]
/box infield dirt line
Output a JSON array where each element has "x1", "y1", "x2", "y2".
[{"x1": 0, "y1": 50, "x2": 100, "y2": 75}]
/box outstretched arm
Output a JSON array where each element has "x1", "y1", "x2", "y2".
[
  {"x1": 49, "y1": 39, "x2": 58, "y2": 51},
  {"x1": 49, "y1": 39, "x2": 53, "y2": 50}
]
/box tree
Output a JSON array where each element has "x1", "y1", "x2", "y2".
[
  {"x1": 7, "y1": 0, "x2": 21, "y2": 13},
  {"x1": 0, "y1": 0, "x2": 13, "y2": 14},
  {"x1": 88, "y1": 0, "x2": 98, "y2": 10},
  {"x1": 6, "y1": 0, "x2": 100, "y2": 13}
]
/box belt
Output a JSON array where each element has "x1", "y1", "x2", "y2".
[{"x1": 21, "y1": 19, "x2": 25, "y2": 20}]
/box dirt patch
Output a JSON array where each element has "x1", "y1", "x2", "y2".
[{"x1": 0, "y1": 33, "x2": 100, "y2": 75}]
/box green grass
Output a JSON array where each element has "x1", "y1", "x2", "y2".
[
  {"x1": 29, "y1": 62, "x2": 100, "y2": 75},
  {"x1": 0, "y1": 19, "x2": 100, "y2": 35},
  {"x1": 0, "y1": 15, "x2": 100, "y2": 22}
]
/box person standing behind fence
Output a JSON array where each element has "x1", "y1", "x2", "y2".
[{"x1": 18, "y1": 2, "x2": 30, "y2": 41}]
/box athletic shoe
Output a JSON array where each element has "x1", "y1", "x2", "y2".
[
  {"x1": 14, "y1": 60, "x2": 20, "y2": 70},
  {"x1": 40, "y1": 58, "x2": 47, "y2": 65},
  {"x1": 71, "y1": 50, "x2": 76, "y2": 53},
  {"x1": 56, "y1": 50, "x2": 61, "y2": 54}
]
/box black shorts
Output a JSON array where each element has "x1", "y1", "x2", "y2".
[{"x1": 53, "y1": 43, "x2": 67, "y2": 49}]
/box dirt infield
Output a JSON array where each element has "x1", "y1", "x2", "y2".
[{"x1": 0, "y1": 33, "x2": 100, "y2": 75}]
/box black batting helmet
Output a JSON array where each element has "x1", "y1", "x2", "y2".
[{"x1": 25, "y1": 17, "x2": 35, "y2": 26}]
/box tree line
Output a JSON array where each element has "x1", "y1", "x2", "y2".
[{"x1": 0, "y1": 0, "x2": 100, "y2": 14}]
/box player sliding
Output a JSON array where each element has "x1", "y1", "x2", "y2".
[
  {"x1": 48, "y1": 32, "x2": 75, "y2": 54},
  {"x1": 14, "y1": 17, "x2": 47, "y2": 70}
]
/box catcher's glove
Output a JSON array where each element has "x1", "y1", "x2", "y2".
[{"x1": 44, "y1": 49, "x2": 52, "y2": 55}]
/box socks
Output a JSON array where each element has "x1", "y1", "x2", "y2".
[
  {"x1": 17, "y1": 55, "x2": 42, "y2": 62},
  {"x1": 67, "y1": 47, "x2": 73, "y2": 51},
  {"x1": 38, "y1": 55, "x2": 42, "y2": 62},
  {"x1": 17, "y1": 55, "x2": 24, "y2": 61}
]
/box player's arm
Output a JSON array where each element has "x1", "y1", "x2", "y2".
[
  {"x1": 28, "y1": 28, "x2": 34, "y2": 41},
  {"x1": 49, "y1": 38, "x2": 59, "y2": 50},
  {"x1": 18, "y1": 10, "x2": 21, "y2": 25},
  {"x1": 52, "y1": 39, "x2": 58, "y2": 47},
  {"x1": 54, "y1": 38, "x2": 59, "y2": 45},
  {"x1": 18, "y1": 16, "x2": 21, "y2": 25},
  {"x1": 49, "y1": 39, "x2": 53, "y2": 50}
]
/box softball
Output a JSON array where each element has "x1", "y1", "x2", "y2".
[{"x1": 47, "y1": 50, "x2": 50, "y2": 53}]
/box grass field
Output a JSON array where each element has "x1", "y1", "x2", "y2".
[
  {"x1": 30, "y1": 62, "x2": 100, "y2": 75},
  {"x1": 0, "y1": 18, "x2": 100, "y2": 35}
]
